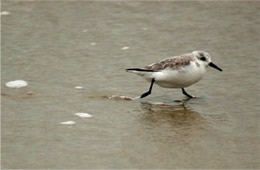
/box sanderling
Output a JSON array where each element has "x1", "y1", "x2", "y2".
[{"x1": 126, "y1": 51, "x2": 222, "y2": 99}]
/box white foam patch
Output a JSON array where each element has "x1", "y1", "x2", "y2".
[
  {"x1": 75, "y1": 113, "x2": 93, "y2": 118},
  {"x1": 60, "y1": 121, "x2": 76, "y2": 125},
  {"x1": 121, "y1": 46, "x2": 129, "y2": 50},
  {"x1": 6, "y1": 80, "x2": 28, "y2": 88},
  {"x1": 74, "y1": 86, "x2": 84, "y2": 90},
  {"x1": 109, "y1": 95, "x2": 136, "y2": 100},
  {"x1": 150, "y1": 102, "x2": 165, "y2": 105},
  {"x1": 91, "y1": 42, "x2": 96, "y2": 46},
  {"x1": 0, "y1": 11, "x2": 10, "y2": 16}
]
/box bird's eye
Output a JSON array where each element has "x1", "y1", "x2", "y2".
[{"x1": 200, "y1": 56, "x2": 206, "y2": 61}]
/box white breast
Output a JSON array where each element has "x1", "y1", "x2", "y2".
[{"x1": 151, "y1": 62, "x2": 207, "y2": 88}]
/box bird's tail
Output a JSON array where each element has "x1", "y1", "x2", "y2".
[
  {"x1": 126, "y1": 68, "x2": 155, "y2": 78},
  {"x1": 126, "y1": 68, "x2": 155, "y2": 72}
]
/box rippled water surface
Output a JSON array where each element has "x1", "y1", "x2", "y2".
[{"x1": 2, "y1": 1, "x2": 260, "y2": 169}]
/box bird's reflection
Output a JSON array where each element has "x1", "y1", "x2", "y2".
[
  {"x1": 138, "y1": 101, "x2": 207, "y2": 143},
  {"x1": 140, "y1": 102, "x2": 204, "y2": 124}
]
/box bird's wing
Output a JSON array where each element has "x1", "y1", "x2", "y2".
[{"x1": 144, "y1": 55, "x2": 193, "y2": 71}]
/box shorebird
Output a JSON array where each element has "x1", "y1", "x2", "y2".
[{"x1": 126, "y1": 51, "x2": 222, "y2": 99}]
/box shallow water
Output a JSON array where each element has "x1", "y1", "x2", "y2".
[{"x1": 1, "y1": 1, "x2": 260, "y2": 169}]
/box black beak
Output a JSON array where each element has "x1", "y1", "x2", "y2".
[{"x1": 209, "y1": 62, "x2": 223, "y2": 71}]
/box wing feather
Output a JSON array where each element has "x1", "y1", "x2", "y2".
[{"x1": 144, "y1": 54, "x2": 194, "y2": 71}]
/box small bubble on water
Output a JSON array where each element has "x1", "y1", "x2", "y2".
[
  {"x1": 74, "y1": 113, "x2": 93, "y2": 118},
  {"x1": 121, "y1": 46, "x2": 130, "y2": 50},
  {"x1": 6, "y1": 80, "x2": 28, "y2": 88},
  {"x1": 60, "y1": 121, "x2": 76, "y2": 125},
  {"x1": 75, "y1": 86, "x2": 84, "y2": 90},
  {"x1": 0, "y1": 11, "x2": 10, "y2": 16}
]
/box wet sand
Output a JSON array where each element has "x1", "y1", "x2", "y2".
[{"x1": 2, "y1": 1, "x2": 260, "y2": 169}]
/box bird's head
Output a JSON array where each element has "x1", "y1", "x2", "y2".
[{"x1": 192, "y1": 51, "x2": 222, "y2": 72}]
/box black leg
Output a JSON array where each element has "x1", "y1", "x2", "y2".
[
  {"x1": 140, "y1": 78, "x2": 155, "y2": 98},
  {"x1": 182, "y1": 88, "x2": 193, "y2": 98}
]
